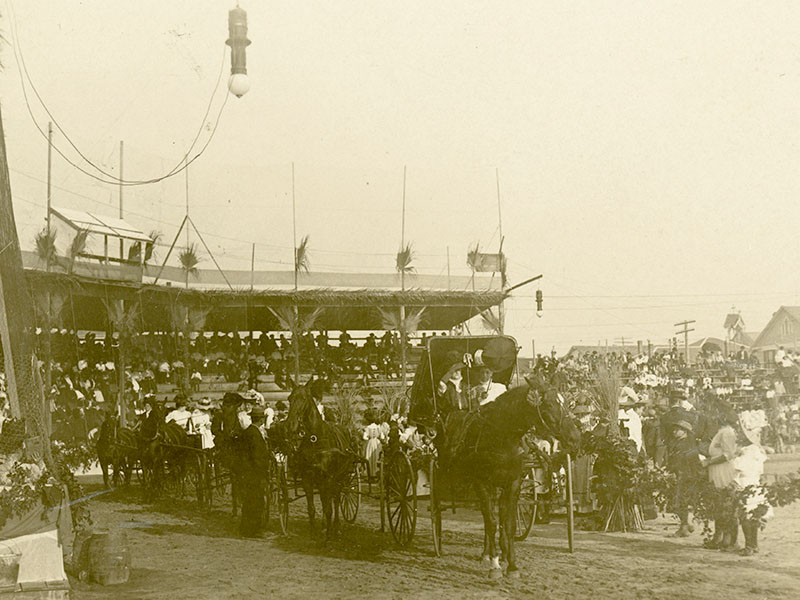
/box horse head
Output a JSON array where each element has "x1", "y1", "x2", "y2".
[
  {"x1": 286, "y1": 380, "x2": 324, "y2": 450},
  {"x1": 524, "y1": 375, "x2": 581, "y2": 455}
]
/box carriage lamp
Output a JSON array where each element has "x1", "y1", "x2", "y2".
[
  {"x1": 536, "y1": 289, "x2": 543, "y2": 318},
  {"x1": 226, "y1": 5, "x2": 252, "y2": 97}
]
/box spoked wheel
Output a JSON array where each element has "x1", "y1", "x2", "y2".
[
  {"x1": 341, "y1": 463, "x2": 361, "y2": 523},
  {"x1": 429, "y1": 458, "x2": 442, "y2": 557},
  {"x1": 276, "y1": 461, "x2": 290, "y2": 535},
  {"x1": 385, "y1": 451, "x2": 417, "y2": 547},
  {"x1": 515, "y1": 467, "x2": 537, "y2": 541}
]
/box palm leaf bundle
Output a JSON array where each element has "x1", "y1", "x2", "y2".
[{"x1": 34, "y1": 228, "x2": 58, "y2": 266}]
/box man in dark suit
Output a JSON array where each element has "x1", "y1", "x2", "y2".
[
  {"x1": 239, "y1": 406, "x2": 269, "y2": 538},
  {"x1": 661, "y1": 390, "x2": 701, "y2": 537}
]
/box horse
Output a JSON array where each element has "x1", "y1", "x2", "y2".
[
  {"x1": 137, "y1": 404, "x2": 202, "y2": 501},
  {"x1": 434, "y1": 373, "x2": 582, "y2": 579},
  {"x1": 96, "y1": 411, "x2": 139, "y2": 488},
  {"x1": 285, "y1": 379, "x2": 358, "y2": 539}
]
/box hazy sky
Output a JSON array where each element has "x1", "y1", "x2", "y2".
[{"x1": 2, "y1": 1, "x2": 800, "y2": 353}]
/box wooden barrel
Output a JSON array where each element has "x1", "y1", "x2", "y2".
[{"x1": 88, "y1": 529, "x2": 130, "y2": 585}]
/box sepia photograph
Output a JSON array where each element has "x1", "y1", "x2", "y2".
[{"x1": 0, "y1": 2, "x2": 799, "y2": 598}]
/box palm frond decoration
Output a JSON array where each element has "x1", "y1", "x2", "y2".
[
  {"x1": 67, "y1": 228, "x2": 89, "y2": 275},
  {"x1": 103, "y1": 300, "x2": 140, "y2": 339},
  {"x1": 170, "y1": 304, "x2": 210, "y2": 333},
  {"x1": 127, "y1": 241, "x2": 142, "y2": 263},
  {"x1": 33, "y1": 291, "x2": 66, "y2": 325},
  {"x1": 34, "y1": 228, "x2": 58, "y2": 267},
  {"x1": 376, "y1": 386, "x2": 408, "y2": 422},
  {"x1": 332, "y1": 386, "x2": 364, "y2": 432},
  {"x1": 188, "y1": 306, "x2": 211, "y2": 331},
  {"x1": 145, "y1": 230, "x2": 162, "y2": 265},
  {"x1": 466, "y1": 242, "x2": 481, "y2": 271},
  {"x1": 295, "y1": 235, "x2": 311, "y2": 275},
  {"x1": 395, "y1": 242, "x2": 415, "y2": 275},
  {"x1": 480, "y1": 308, "x2": 502, "y2": 334},
  {"x1": 378, "y1": 307, "x2": 426, "y2": 334},
  {"x1": 267, "y1": 305, "x2": 324, "y2": 336},
  {"x1": 179, "y1": 242, "x2": 201, "y2": 279}
]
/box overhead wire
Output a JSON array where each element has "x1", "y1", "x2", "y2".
[{"x1": 7, "y1": 0, "x2": 229, "y2": 187}]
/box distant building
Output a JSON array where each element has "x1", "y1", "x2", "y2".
[{"x1": 751, "y1": 306, "x2": 800, "y2": 363}]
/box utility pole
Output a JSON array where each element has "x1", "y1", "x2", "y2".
[
  {"x1": 119, "y1": 140, "x2": 124, "y2": 260},
  {"x1": 674, "y1": 320, "x2": 696, "y2": 365}
]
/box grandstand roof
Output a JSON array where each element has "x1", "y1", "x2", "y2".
[{"x1": 23, "y1": 269, "x2": 506, "y2": 333}]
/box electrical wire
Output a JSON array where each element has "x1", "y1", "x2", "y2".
[{"x1": 7, "y1": 0, "x2": 229, "y2": 187}]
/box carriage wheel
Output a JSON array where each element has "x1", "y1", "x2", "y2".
[
  {"x1": 340, "y1": 463, "x2": 361, "y2": 523},
  {"x1": 385, "y1": 451, "x2": 417, "y2": 547},
  {"x1": 515, "y1": 467, "x2": 537, "y2": 541},
  {"x1": 276, "y1": 463, "x2": 290, "y2": 535},
  {"x1": 429, "y1": 458, "x2": 442, "y2": 557}
]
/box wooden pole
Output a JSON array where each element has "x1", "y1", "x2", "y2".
[
  {"x1": 495, "y1": 168, "x2": 505, "y2": 333},
  {"x1": 119, "y1": 140, "x2": 124, "y2": 260},
  {"x1": 291, "y1": 163, "x2": 300, "y2": 384},
  {"x1": 566, "y1": 452, "x2": 575, "y2": 553},
  {"x1": 446, "y1": 246, "x2": 451, "y2": 291},
  {"x1": 400, "y1": 166, "x2": 407, "y2": 389}
]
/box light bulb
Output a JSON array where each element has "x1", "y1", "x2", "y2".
[
  {"x1": 536, "y1": 310, "x2": 543, "y2": 319},
  {"x1": 228, "y1": 74, "x2": 250, "y2": 98}
]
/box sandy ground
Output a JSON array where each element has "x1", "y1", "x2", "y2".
[{"x1": 69, "y1": 457, "x2": 800, "y2": 600}]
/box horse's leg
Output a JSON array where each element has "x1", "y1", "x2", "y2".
[
  {"x1": 503, "y1": 478, "x2": 521, "y2": 578},
  {"x1": 302, "y1": 473, "x2": 317, "y2": 535},
  {"x1": 475, "y1": 482, "x2": 501, "y2": 579},
  {"x1": 100, "y1": 454, "x2": 110, "y2": 489},
  {"x1": 332, "y1": 483, "x2": 342, "y2": 537},
  {"x1": 320, "y1": 485, "x2": 333, "y2": 540}
]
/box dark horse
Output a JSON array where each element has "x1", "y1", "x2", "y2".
[
  {"x1": 96, "y1": 410, "x2": 139, "y2": 489},
  {"x1": 285, "y1": 380, "x2": 357, "y2": 539},
  {"x1": 139, "y1": 405, "x2": 202, "y2": 501},
  {"x1": 436, "y1": 373, "x2": 581, "y2": 579}
]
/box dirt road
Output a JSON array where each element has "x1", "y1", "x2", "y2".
[{"x1": 70, "y1": 459, "x2": 800, "y2": 600}]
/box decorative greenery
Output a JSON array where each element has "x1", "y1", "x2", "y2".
[
  {"x1": 178, "y1": 242, "x2": 201, "y2": 281},
  {"x1": 378, "y1": 306, "x2": 426, "y2": 334},
  {"x1": 295, "y1": 235, "x2": 311, "y2": 276},
  {"x1": 581, "y1": 430, "x2": 673, "y2": 531},
  {"x1": 34, "y1": 228, "x2": 58, "y2": 267},
  {"x1": 395, "y1": 243, "x2": 415, "y2": 276},
  {"x1": 66, "y1": 228, "x2": 89, "y2": 275},
  {"x1": 145, "y1": 230, "x2": 162, "y2": 265},
  {"x1": 0, "y1": 462, "x2": 46, "y2": 530}
]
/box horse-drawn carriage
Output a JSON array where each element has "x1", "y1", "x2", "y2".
[{"x1": 393, "y1": 334, "x2": 580, "y2": 575}]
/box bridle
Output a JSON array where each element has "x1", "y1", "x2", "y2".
[{"x1": 528, "y1": 387, "x2": 567, "y2": 439}]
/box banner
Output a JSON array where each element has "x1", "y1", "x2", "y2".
[{"x1": 471, "y1": 253, "x2": 505, "y2": 273}]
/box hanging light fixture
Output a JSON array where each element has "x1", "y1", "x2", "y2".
[{"x1": 226, "y1": 5, "x2": 252, "y2": 97}]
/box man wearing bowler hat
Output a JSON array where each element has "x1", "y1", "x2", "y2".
[
  {"x1": 239, "y1": 405, "x2": 269, "y2": 538},
  {"x1": 662, "y1": 390, "x2": 702, "y2": 537}
]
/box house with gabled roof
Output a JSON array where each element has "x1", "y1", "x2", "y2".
[{"x1": 751, "y1": 307, "x2": 800, "y2": 363}]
